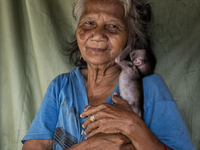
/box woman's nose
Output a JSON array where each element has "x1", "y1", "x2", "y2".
[{"x1": 90, "y1": 27, "x2": 108, "y2": 42}]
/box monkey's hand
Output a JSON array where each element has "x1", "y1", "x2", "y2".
[{"x1": 83, "y1": 105, "x2": 92, "y2": 112}]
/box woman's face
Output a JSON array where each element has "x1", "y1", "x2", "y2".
[{"x1": 76, "y1": 0, "x2": 129, "y2": 66}]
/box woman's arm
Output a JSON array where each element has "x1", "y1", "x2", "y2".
[
  {"x1": 123, "y1": 113, "x2": 173, "y2": 150},
  {"x1": 81, "y1": 93, "x2": 173, "y2": 150},
  {"x1": 68, "y1": 133, "x2": 135, "y2": 150},
  {"x1": 22, "y1": 140, "x2": 53, "y2": 150},
  {"x1": 22, "y1": 134, "x2": 135, "y2": 150}
]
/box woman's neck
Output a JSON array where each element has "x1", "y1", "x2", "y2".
[
  {"x1": 81, "y1": 63, "x2": 121, "y2": 105},
  {"x1": 82, "y1": 63, "x2": 121, "y2": 86}
]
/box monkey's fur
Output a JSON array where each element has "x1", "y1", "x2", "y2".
[{"x1": 115, "y1": 38, "x2": 156, "y2": 117}]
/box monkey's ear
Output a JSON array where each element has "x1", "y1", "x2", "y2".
[{"x1": 133, "y1": 59, "x2": 142, "y2": 66}]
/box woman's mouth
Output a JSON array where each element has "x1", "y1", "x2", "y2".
[{"x1": 90, "y1": 48, "x2": 107, "y2": 52}]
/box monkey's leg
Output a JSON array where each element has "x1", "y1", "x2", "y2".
[{"x1": 131, "y1": 79, "x2": 143, "y2": 118}]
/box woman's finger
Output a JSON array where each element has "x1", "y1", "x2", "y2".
[
  {"x1": 82, "y1": 111, "x2": 100, "y2": 128},
  {"x1": 82, "y1": 110, "x2": 110, "y2": 128},
  {"x1": 81, "y1": 103, "x2": 110, "y2": 118},
  {"x1": 84, "y1": 120, "x2": 99, "y2": 135},
  {"x1": 84, "y1": 117, "x2": 112, "y2": 135},
  {"x1": 86, "y1": 122, "x2": 123, "y2": 138},
  {"x1": 82, "y1": 113, "x2": 99, "y2": 128},
  {"x1": 86, "y1": 124, "x2": 106, "y2": 138}
]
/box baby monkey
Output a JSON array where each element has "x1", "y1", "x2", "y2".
[{"x1": 115, "y1": 38, "x2": 156, "y2": 117}]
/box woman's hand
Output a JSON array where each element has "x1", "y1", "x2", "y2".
[
  {"x1": 87, "y1": 133, "x2": 135, "y2": 150},
  {"x1": 81, "y1": 92, "x2": 139, "y2": 138},
  {"x1": 81, "y1": 93, "x2": 169, "y2": 150},
  {"x1": 69, "y1": 133, "x2": 135, "y2": 150}
]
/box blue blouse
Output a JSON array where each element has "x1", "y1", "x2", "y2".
[{"x1": 22, "y1": 67, "x2": 196, "y2": 150}]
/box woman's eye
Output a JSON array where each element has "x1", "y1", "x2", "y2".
[
  {"x1": 81, "y1": 21, "x2": 95, "y2": 29},
  {"x1": 107, "y1": 24, "x2": 118, "y2": 32},
  {"x1": 85, "y1": 21, "x2": 93, "y2": 25},
  {"x1": 110, "y1": 24, "x2": 117, "y2": 28}
]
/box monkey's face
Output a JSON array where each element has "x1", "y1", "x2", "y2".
[{"x1": 76, "y1": 0, "x2": 129, "y2": 66}]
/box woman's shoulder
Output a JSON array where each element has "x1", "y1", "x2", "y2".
[
  {"x1": 142, "y1": 73, "x2": 175, "y2": 104},
  {"x1": 142, "y1": 74, "x2": 195, "y2": 150},
  {"x1": 51, "y1": 67, "x2": 83, "y2": 85},
  {"x1": 44, "y1": 67, "x2": 84, "y2": 101},
  {"x1": 142, "y1": 73, "x2": 166, "y2": 88}
]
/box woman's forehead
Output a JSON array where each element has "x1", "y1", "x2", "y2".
[{"x1": 82, "y1": 0, "x2": 125, "y2": 21}]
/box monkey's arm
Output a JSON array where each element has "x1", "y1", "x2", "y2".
[{"x1": 115, "y1": 38, "x2": 133, "y2": 63}]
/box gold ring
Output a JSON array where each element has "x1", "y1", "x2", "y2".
[{"x1": 90, "y1": 114, "x2": 96, "y2": 122}]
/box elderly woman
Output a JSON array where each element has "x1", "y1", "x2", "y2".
[{"x1": 22, "y1": 0, "x2": 195, "y2": 150}]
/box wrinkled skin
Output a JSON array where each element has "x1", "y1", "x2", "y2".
[
  {"x1": 69, "y1": 133, "x2": 135, "y2": 150},
  {"x1": 81, "y1": 93, "x2": 137, "y2": 138},
  {"x1": 22, "y1": 0, "x2": 172, "y2": 149},
  {"x1": 81, "y1": 93, "x2": 172, "y2": 150}
]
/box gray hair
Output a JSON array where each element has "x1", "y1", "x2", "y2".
[
  {"x1": 64, "y1": 0, "x2": 155, "y2": 67},
  {"x1": 73, "y1": 0, "x2": 151, "y2": 48},
  {"x1": 73, "y1": 0, "x2": 131, "y2": 26}
]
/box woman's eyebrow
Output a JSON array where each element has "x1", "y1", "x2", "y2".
[
  {"x1": 80, "y1": 16, "x2": 126, "y2": 27},
  {"x1": 108, "y1": 19, "x2": 126, "y2": 27},
  {"x1": 80, "y1": 16, "x2": 93, "y2": 21}
]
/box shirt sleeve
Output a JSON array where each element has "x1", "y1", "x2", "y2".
[
  {"x1": 21, "y1": 77, "x2": 61, "y2": 144},
  {"x1": 142, "y1": 73, "x2": 196, "y2": 150}
]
